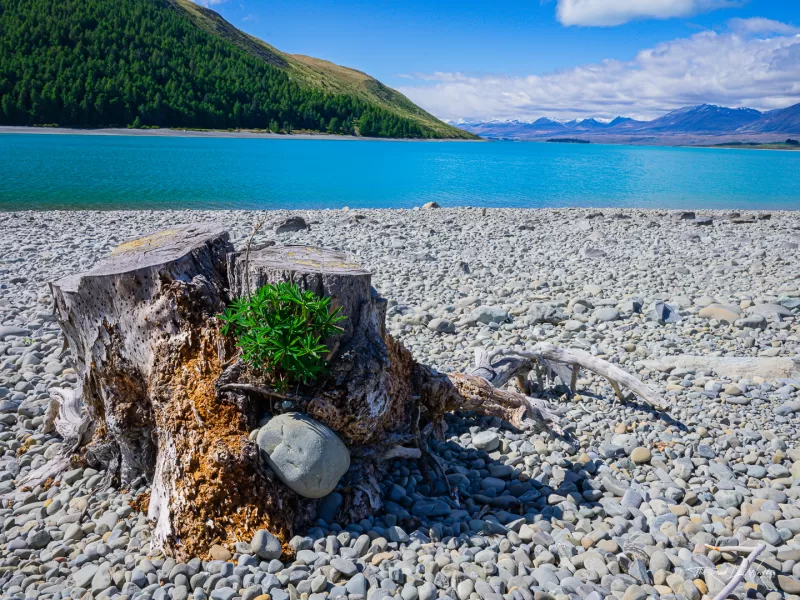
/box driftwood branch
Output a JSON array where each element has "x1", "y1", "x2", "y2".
[
  {"x1": 705, "y1": 544, "x2": 766, "y2": 600},
  {"x1": 487, "y1": 343, "x2": 664, "y2": 409},
  {"x1": 217, "y1": 383, "x2": 299, "y2": 403},
  {"x1": 43, "y1": 386, "x2": 89, "y2": 442},
  {"x1": 414, "y1": 366, "x2": 563, "y2": 435},
  {"x1": 459, "y1": 340, "x2": 664, "y2": 436},
  {"x1": 705, "y1": 545, "x2": 764, "y2": 553},
  {"x1": 9, "y1": 387, "x2": 92, "y2": 494},
  {"x1": 468, "y1": 348, "x2": 531, "y2": 389},
  {"x1": 382, "y1": 446, "x2": 422, "y2": 460},
  {"x1": 243, "y1": 216, "x2": 267, "y2": 301}
]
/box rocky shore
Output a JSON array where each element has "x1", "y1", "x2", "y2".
[{"x1": 1, "y1": 208, "x2": 799, "y2": 600}]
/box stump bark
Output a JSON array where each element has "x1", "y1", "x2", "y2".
[{"x1": 42, "y1": 224, "x2": 665, "y2": 558}]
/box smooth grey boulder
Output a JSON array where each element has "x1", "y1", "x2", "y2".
[
  {"x1": 472, "y1": 431, "x2": 500, "y2": 451},
  {"x1": 0, "y1": 325, "x2": 28, "y2": 341},
  {"x1": 645, "y1": 301, "x2": 681, "y2": 324},
  {"x1": 274, "y1": 216, "x2": 308, "y2": 233},
  {"x1": 698, "y1": 303, "x2": 742, "y2": 324},
  {"x1": 715, "y1": 489, "x2": 744, "y2": 509},
  {"x1": 748, "y1": 303, "x2": 792, "y2": 321},
  {"x1": 256, "y1": 412, "x2": 350, "y2": 498},
  {"x1": 736, "y1": 315, "x2": 767, "y2": 330},
  {"x1": 582, "y1": 246, "x2": 607, "y2": 258},
  {"x1": 468, "y1": 306, "x2": 509, "y2": 325},
  {"x1": 251, "y1": 529, "x2": 282, "y2": 560},
  {"x1": 527, "y1": 303, "x2": 566, "y2": 324},
  {"x1": 775, "y1": 401, "x2": 800, "y2": 416},
  {"x1": 73, "y1": 564, "x2": 99, "y2": 589},
  {"x1": 593, "y1": 307, "x2": 620, "y2": 322},
  {"x1": 427, "y1": 318, "x2": 455, "y2": 333}
]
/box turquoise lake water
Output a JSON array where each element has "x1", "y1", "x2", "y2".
[{"x1": 1, "y1": 133, "x2": 799, "y2": 211}]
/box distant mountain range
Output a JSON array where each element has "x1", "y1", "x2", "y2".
[{"x1": 454, "y1": 103, "x2": 800, "y2": 143}]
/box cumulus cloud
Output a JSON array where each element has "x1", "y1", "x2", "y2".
[
  {"x1": 556, "y1": 0, "x2": 740, "y2": 27},
  {"x1": 398, "y1": 24, "x2": 800, "y2": 122},
  {"x1": 728, "y1": 17, "x2": 800, "y2": 35}
]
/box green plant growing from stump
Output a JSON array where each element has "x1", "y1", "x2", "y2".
[{"x1": 220, "y1": 282, "x2": 346, "y2": 390}]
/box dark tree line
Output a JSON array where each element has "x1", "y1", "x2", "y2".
[{"x1": 0, "y1": 0, "x2": 435, "y2": 138}]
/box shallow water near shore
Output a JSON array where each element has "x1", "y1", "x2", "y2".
[{"x1": 1, "y1": 133, "x2": 799, "y2": 211}]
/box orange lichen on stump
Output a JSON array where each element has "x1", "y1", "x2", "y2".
[
  {"x1": 130, "y1": 490, "x2": 151, "y2": 514},
  {"x1": 149, "y1": 327, "x2": 294, "y2": 560}
]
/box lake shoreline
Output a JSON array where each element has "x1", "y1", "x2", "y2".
[
  {"x1": 3, "y1": 126, "x2": 799, "y2": 152},
  {"x1": 688, "y1": 144, "x2": 800, "y2": 152},
  {"x1": 0, "y1": 125, "x2": 483, "y2": 142}
]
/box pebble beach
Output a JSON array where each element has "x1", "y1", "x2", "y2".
[{"x1": 1, "y1": 207, "x2": 800, "y2": 600}]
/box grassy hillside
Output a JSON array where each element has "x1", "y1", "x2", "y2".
[
  {"x1": 0, "y1": 0, "x2": 474, "y2": 139},
  {"x1": 169, "y1": 0, "x2": 471, "y2": 138}
]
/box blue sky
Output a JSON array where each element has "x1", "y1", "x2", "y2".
[{"x1": 198, "y1": 0, "x2": 800, "y2": 121}]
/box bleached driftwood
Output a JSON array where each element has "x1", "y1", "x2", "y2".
[
  {"x1": 43, "y1": 387, "x2": 87, "y2": 441},
  {"x1": 12, "y1": 388, "x2": 90, "y2": 492},
  {"x1": 705, "y1": 544, "x2": 766, "y2": 600},
  {"x1": 382, "y1": 446, "x2": 423, "y2": 460},
  {"x1": 475, "y1": 345, "x2": 664, "y2": 409}
]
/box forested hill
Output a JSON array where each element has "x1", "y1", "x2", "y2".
[{"x1": 0, "y1": 0, "x2": 474, "y2": 139}]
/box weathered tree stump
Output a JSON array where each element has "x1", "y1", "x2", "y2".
[
  {"x1": 39, "y1": 224, "x2": 665, "y2": 558},
  {"x1": 49, "y1": 224, "x2": 294, "y2": 558}
]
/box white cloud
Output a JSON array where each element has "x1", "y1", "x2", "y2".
[
  {"x1": 556, "y1": 0, "x2": 740, "y2": 27},
  {"x1": 728, "y1": 17, "x2": 800, "y2": 35},
  {"x1": 194, "y1": 0, "x2": 229, "y2": 6},
  {"x1": 398, "y1": 24, "x2": 800, "y2": 122}
]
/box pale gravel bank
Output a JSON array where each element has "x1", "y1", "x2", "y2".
[
  {"x1": 1, "y1": 208, "x2": 800, "y2": 600},
  {"x1": 0, "y1": 127, "x2": 482, "y2": 142}
]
